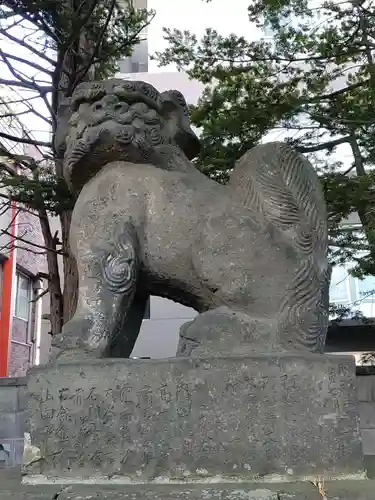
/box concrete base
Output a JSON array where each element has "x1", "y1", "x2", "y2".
[
  {"x1": 3, "y1": 480, "x2": 375, "y2": 500},
  {"x1": 24, "y1": 353, "x2": 364, "y2": 482}
]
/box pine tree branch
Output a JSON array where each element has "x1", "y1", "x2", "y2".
[
  {"x1": 312, "y1": 80, "x2": 368, "y2": 102},
  {"x1": 156, "y1": 36, "x2": 367, "y2": 66},
  {"x1": 74, "y1": 0, "x2": 116, "y2": 86},
  {"x1": 67, "y1": 0, "x2": 100, "y2": 47},
  {"x1": 0, "y1": 194, "x2": 44, "y2": 219},
  {"x1": 116, "y1": 12, "x2": 155, "y2": 54},
  {"x1": 297, "y1": 136, "x2": 351, "y2": 153}
]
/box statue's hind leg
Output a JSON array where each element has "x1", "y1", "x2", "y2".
[
  {"x1": 105, "y1": 290, "x2": 150, "y2": 358},
  {"x1": 51, "y1": 224, "x2": 141, "y2": 362}
]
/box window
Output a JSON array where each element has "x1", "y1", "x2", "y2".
[
  {"x1": 15, "y1": 272, "x2": 31, "y2": 321},
  {"x1": 356, "y1": 275, "x2": 375, "y2": 303},
  {"x1": 329, "y1": 266, "x2": 351, "y2": 304},
  {"x1": 131, "y1": 61, "x2": 140, "y2": 73},
  {"x1": 138, "y1": 62, "x2": 148, "y2": 73}
]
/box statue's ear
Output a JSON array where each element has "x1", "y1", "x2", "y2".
[
  {"x1": 54, "y1": 97, "x2": 73, "y2": 158},
  {"x1": 160, "y1": 90, "x2": 201, "y2": 160}
]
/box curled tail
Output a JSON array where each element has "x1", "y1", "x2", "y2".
[{"x1": 229, "y1": 142, "x2": 329, "y2": 352}]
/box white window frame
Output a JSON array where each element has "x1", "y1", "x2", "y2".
[{"x1": 14, "y1": 271, "x2": 32, "y2": 322}]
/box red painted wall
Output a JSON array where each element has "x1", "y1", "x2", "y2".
[{"x1": 0, "y1": 201, "x2": 16, "y2": 376}]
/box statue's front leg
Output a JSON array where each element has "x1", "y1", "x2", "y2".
[{"x1": 51, "y1": 225, "x2": 140, "y2": 362}]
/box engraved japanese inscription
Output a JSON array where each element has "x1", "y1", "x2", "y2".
[{"x1": 26, "y1": 355, "x2": 363, "y2": 480}]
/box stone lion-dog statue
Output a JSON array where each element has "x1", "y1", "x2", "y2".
[{"x1": 52, "y1": 79, "x2": 329, "y2": 361}]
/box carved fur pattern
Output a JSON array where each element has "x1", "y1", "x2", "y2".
[
  {"x1": 101, "y1": 231, "x2": 138, "y2": 294},
  {"x1": 230, "y1": 143, "x2": 328, "y2": 350}
]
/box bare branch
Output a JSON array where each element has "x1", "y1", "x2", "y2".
[
  {"x1": 7, "y1": 5, "x2": 60, "y2": 45},
  {"x1": 0, "y1": 51, "x2": 53, "y2": 76},
  {"x1": 0, "y1": 77, "x2": 50, "y2": 93},
  {"x1": 0, "y1": 94, "x2": 40, "y2": 106},
  {"x1": 0, "y1": 49, "x2": 34, "y2": 86},
  {"x1": 11, "y1": 94, "x2": 53, "y2": 126},
  {"x1": 0, "y1": 227, "x2": 66, "y2": 255},
  {"x1": 0, "y1": 131, "x2": 52, "y2": 148},
  {"x1": 30, "y1": 287, "x2": 49, "y2": 303},
  {"x1": 0, "y1": 109, "x2": 33, "y2": 119},
  {"x1": 0, "y1": 27, "x2": 55, "y2": 66},
  {"x1": 343, "y1": 164, "x2": 356, "y2": 176}
]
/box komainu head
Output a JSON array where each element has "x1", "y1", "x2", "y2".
[{"x1": 61, "y1": 79, "x2": 200, "y2": 192}]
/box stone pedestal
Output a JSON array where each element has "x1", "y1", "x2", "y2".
[
  {"x1": 4, "y1": 480, "x2": 375, "y2": 500},
  {"x1": 24, "y1": 353, "x2": 364, "y2": 483}
]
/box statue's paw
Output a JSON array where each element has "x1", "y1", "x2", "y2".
[{"x1": 50, "y1": 317, "x2": 96, "y2": 363}]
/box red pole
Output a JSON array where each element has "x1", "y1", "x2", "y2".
[{"x1": 0, "y1": 201, "x2": 17, "y2": 377}]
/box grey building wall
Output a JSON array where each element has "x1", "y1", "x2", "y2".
[
  {"x1": 0, "y1": 377, "x2": 26, "y2": 468},
  {"x1": 118, "y1": 0, "x2": 148, "y2": 73},
  {"x1": 132, "y1": 297, "x2": 197, "y2": 358},
  {"x1": 357, "y1": 375, "x2": 375, "y2": 457}
]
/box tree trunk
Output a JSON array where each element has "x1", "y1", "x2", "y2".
[
  {"x1": 38, "y1": 208, "x2": 64, "y2": 335},
  {"x1": 60, "y1": 209, "x2": 78, "y2": 323},
  {"x1": 50, "y1": 1, "x2": 97, "y2": 328}
]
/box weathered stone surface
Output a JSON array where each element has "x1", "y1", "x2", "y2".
[
  {"x1": 52, "y1": 78, "x2": 330, "y2": 362},
  {"x1": 24, "y1": 354, "x2": 363, "y2": 482},
  {"x1": 52, "y1": 481, "x2": 375, "y2": 500},
  {"x1": 177, "y1": 307, "x2": 282, "y2": 357},
  {"x1": 3, "y1": 481, "x2": 375, "y2": 500},
  {"x1": 0, "y1": 489, "x2": 60, "y2": 500}
]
